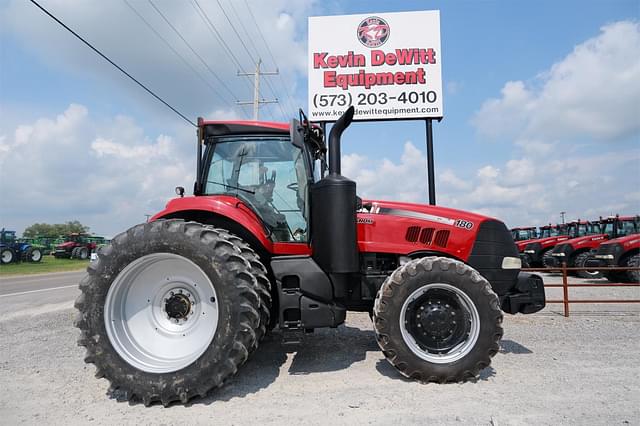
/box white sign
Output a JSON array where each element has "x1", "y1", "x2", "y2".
[{"x1": 308, "y1": 11, "x2": 443, "y2": 122}]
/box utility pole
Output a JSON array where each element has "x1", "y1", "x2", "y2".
[
  {"x1": 237, "y1": 59, "x2": 278, "y2": 120},
  {"x1": 560, "y1": 211, "x2": 566, "y2": 224}
]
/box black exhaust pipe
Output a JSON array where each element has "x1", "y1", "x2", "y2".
[{"x1": 328, "y1": 106, "x2": 354, "y2": 175}]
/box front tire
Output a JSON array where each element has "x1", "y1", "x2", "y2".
[
  {"x1": 574, "y1": 252, "x2": 602, "y2": 279},
  {"x1": 626, "y1": 254, "x2": 639, "y2": 283},
  {"x1": 373, "y1": 257, "x2": 503, "y2": 382},
  {"x1": 541, "y1": 249, "x2": 555, "y2": 268},
  {"x1": 74, "y1": 219, "x2": 262, "y2": 406},
  {"x1": 1, "y1": 248, "x2": 14, "y2": 264}
]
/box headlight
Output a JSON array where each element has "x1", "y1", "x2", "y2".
[
  {"x1": 502, "y1": 256, "x2": 522, "y2": 269},
  {"x1": 595, "y1": 254, "x2": 614, "y2": 260},
  {"x1": 552, "y1": 253, "x2": 566, "y2": 257},
  {"x1": 524, "y1": 250, "x2": 535, "y2": 254}
]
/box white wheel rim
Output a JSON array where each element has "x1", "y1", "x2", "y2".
[
  {"x1": 31, "y1": 250, "x2": 42, "y2": 262},
  {"x1": 399, "y1": 283, "x2": 480, "y2": 364},
  {"x1": 1, "y1": 250, "x2": 12, "y2": 263},
  {"x1": 104, "y1": 253, "x2": 219, "y2": 373}
]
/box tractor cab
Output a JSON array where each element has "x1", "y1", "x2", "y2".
[
  {"x1": 511, "y1": 227, "x2": 538, "y2": 241},
  {"x1": 600, "y1": 215, "x2": 639, "y2": 239}
]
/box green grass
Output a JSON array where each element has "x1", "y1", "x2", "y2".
[{"x1": 0, "y1": 255, "x2": 89, "y2": 276}]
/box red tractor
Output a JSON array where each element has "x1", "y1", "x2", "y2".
[
  {"x1": 521, "y1": 223, "x2": 570, "y2": 267},
  {"x1": 75, "y1": 107, "x2": 545, "y2": 406},
  {"x1": 549, "y1": 216, "x2": 638, "y2": 278},
  {"x1": 53, "y1": 233, "x2": 96, "y2": 259},
  {"x1": 586, "y1": 216, "x2": 640, "y2": 282},
  {"x1": 547, "y1": 219, "x2": 605, "y2": 277}
]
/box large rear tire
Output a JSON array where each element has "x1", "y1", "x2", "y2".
[
  {"x1": 74, "y1": 219, "x2": 262, "y2": 406},
  {"x1": 26, "y1": 248, "x2": 43, "y2": 263},
  {"x1": 212, "y1": 228, "x2": 272, "y2": 351},
  {"x1": 373, "y1": 257, "x2": 503, "y2": 382}
]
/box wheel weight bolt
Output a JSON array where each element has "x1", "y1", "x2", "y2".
[{"x1": 210, "y1": 296, "x2": 216, "y2": 303}]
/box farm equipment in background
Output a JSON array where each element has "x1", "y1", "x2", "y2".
[
  {"x1": 53, "y1": 233, "x2": 97, "y2": 259},
  {"x1": 521, "y1": 223, "x2": 570, "y2": 267},
  {"x1": 0, "y1": 228, "x2": 43, "y2": 264},
  {"x1": 586, "y1": 216, "x2": 640, "y2": 282},
  {"x1": 75, "y1": 107, "x2": 545, "y2": 405}
]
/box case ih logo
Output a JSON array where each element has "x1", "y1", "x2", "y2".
[{"x1": 357, "y1": 16, "x2": 390, "y2": 48}]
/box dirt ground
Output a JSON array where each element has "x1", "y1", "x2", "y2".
[{"x1": 0, "y1": 273, "x2": 638, "y2": 425}]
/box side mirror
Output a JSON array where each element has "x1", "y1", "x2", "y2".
[{"x1": 175, "y1": 186, "x2": 185, "y2": 198}]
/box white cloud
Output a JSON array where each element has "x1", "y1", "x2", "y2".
[
  {"x1": 0, "y1": 104, "x2": 193, "y2": 237},
  {"x1": 473, "y1": 21, "x2": 640, "y2": 144}
]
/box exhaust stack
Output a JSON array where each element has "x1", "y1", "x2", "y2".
[
  {"x1": 311, "y1": 107, "x2": 359, "y2": 289},
  {"x1": 328, "y1": 106, "x2": 355, "y2": 175}
]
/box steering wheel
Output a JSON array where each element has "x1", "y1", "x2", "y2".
[{"x1": 286, "y1": 182, "x2": 299, "y2": 192}]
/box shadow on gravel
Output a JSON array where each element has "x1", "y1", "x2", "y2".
[
  {"x1": 288, "y1": 325, "x2": 379, "y2": 375},
  {"x1": 499, "y1": 339, "x2": 533, "y2": 354}
]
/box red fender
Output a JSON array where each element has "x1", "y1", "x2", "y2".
[{"x1": 151, "y1": 195, "x2": 311, "y2": 256}]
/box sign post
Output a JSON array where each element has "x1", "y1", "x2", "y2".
[{"x1": 308, "y1": 11, "x2": 443, "y2": 204}]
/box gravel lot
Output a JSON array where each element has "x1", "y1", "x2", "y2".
[{"x1": 1, "y1": 273, "x2": 638, "y2": 425}]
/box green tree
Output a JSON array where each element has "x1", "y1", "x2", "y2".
[{"x1": 23, "y1": 221, "x2": 90, "y2": 238}]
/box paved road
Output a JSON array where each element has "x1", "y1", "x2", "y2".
[{"x1": 0, "y1": 270, "x2": 85, "y2": 320}]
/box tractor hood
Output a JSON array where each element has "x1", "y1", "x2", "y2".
[
  {"x1": 526, "y1": 235, "x2": 570, "y2": 247},
  {"x1": 361, "y1": 199, "x2": 490, "y2": 225},
  {"x1": 562, "y1": 234, "x2": 608, "y2": 249},
  {"x1": 56, "y1": 242, "x2": 76, "y2": 249},
  {"x1": 599, "y1": 233, "x2": 640, "y2": 247}
]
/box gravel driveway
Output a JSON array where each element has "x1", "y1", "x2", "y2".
[{"x1": 0, "y1": 273, "x2": 638, "y2": 425}]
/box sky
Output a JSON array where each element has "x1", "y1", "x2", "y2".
[{"x1": 0, "y1": 0, "x2": 639, "y2": 237}]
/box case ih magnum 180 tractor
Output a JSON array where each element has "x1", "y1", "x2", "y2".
[
  {"x1": 587, "y1": 216, "x2": 640, "y2": 283},
  {"x1": 54, "y1": 233, "x2": 96, "y2": 259},
  {"x1": 75, "y1": 107, "x2": 545, "y2": 406},
  {"x1": 521, "y1": 224, "x2": 569, "y2": 267}
]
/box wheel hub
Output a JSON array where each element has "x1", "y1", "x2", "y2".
[
  {"x1": 164, "y1": 291, "x2": 194, "y2": 322},
  {"x1": 400, "y1": 283, "x2": 479, "y2": 363}
]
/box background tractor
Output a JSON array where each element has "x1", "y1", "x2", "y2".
[
  {"x1": 586, "y1": 216, "x2": 640, "y2": 282},
  {"x1": 548, "y1": 219, "x2": 604, "y2": 277},
  {"x1": 53, "y1": 233, "x2": 96, "y2": 259},
  {"x1": 521, "y1": 223, "x2": 569, "y2": 267},
  {"x1": 0, "y1": 228, "x2": 43, "y2": 264},
  {"x1": 75, "y1": 107, "x2": 545, "y2": 406}
]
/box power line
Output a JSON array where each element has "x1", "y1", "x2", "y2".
[
  {"x1": 123, "y1": 0, "x2": 225, "y2": 101},
  {"x1": 243, "y1": 0, "x2": 298, "y2": 115},
  {"x1": 28, "y1": 0, "x2": 196, "y2": 127},
  {"x1": 214, "y1": 0, "x2": 286, "y2": 121},
  {"x1": 148, "y1": 0, "x2": 239, "y2": 111},
  {"x1": 190, "y1": 0, "x2": 275, "y2": 121}
]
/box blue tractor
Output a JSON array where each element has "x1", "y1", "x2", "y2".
[{"x1": 0, "y1": 228, "x2": 43, "y2": 264}]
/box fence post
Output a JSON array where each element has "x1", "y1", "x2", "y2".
[{"x1": 562, "y1": 262, "x2": 569, "y2": 317}]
